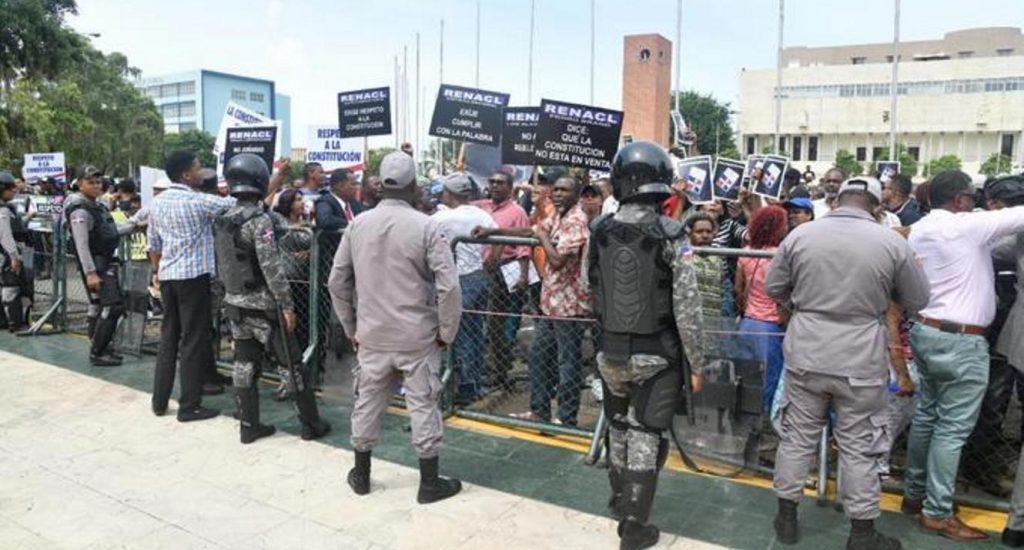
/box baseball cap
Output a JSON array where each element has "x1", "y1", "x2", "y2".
[
  {"x1": 79, "y1": 165, "x2": 103, "y2": 179},
  {"x1": 838, "y1": 176, "x2": 882, "y2": 203},
  {"x1": 441, "y1": 173, "x2": 476, "y2": 196},
  {"x1": 379, "y1": 151, "x2": 416, "y2": 189},
  {"x1": 783, "y1": 197, "x2": 814, "y2": 212},
  {"x1": 581, "y1": 184, "x2": 601, "y2": 197}
]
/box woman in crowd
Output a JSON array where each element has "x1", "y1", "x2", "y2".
[
  {"x1": 735, "y1": 205, "x2": 789, "y2": 413},
  {"x1": 271, "y1": 189, "x2": 314, "y2": 399}
]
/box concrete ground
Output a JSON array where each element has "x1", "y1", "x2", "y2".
[{"x1": 0, "y1": 332, "x2": 1011, "y2": 549}]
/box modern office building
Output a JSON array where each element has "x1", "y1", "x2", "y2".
[
  {"x1": 738, "y1": 27, "x2": 1024, "y2": 177},
  {"x1": 134, "y1": 69, "x2": 291, "y2": 153}
]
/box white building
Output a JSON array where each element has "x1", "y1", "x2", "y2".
[{"x1": 738, "y1": 27, "x2": 1024, "y2": 178}]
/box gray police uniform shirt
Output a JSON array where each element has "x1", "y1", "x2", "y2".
[
  {"x1": 765, "y1": 206, "x2": 930, "y2": 380},
  {"x1": 65, "y1": 193, "x2": 136, "y2": 274},
  {"x1": 0, "y1": 200, "x2": 20, "y2": 266},
  {"x1": 328, "y1": 198, "x2": 461, "y2": 352}
]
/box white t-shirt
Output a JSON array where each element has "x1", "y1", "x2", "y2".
[
  {"x1": 812, "y1": 198, "x2": 831, "y2": 220},
  {"x1": 432, "y1": 204, "x2": 497, "y2": 276}
]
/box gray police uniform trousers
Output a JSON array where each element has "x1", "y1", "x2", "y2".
[
  {"x1": 773, "y1": 368, "x2": 888, "y2": 519},
  {"x1": 351, "y1": 344, "x2": 444, "y2": 458}
]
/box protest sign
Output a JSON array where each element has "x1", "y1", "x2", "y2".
[
  {"x1": 464, "y1": 143, "x2": 502, "y2": 191},
  {"x1": 501, "y1": 107, "x2": 539, "y2": 165},
  {"x1": 213, "y1": 102, "x2": 280, "y2": 176},
  {"x1": 712, "y1": 158, "x2": 746, "y2": 202},
  {"x1": 429, "y1": 84, "x2": 509, "y2": 146},
  {"x1": 533, "y1": 99, "x2": 623, "y2": 170},
  {"x1": 742, "y1": 155, "x2": 764, "y2": 189},
  {"x1": 224, "y1": 126, "x2": 278, "y2": 172},
  {"x1": 677, "y1": 155, "x2": 713, "y2": 204},
  {"x1": 337, "y1": 87, "x2": 392, "y2": 138},
  {"x1": 753, "y1": 155, "x2": 789, "y2": 200},
  {"x1": 877, "y1": 161, "x2": 900, "y2": 183},
  {"x1": 22, "y1": 153, "x2": 66, "y2": 184},
  {"x1": 139, "y1": 166, "x2": 168, "y2": 207},
  {"x1": 306, "y1": 126, "x2": 365, "y2": 175}
]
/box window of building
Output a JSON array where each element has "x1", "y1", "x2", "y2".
[
  {"x1": 885, "y1": 55, "x2": 902, "y2": 63},
  {"x1": 808, "y1": 136, "x2": 819, "y2": 161},
  {"x1": 856, "y1": 147, "x2": 867, "y2": 162},
  {"x1": 159, "y1": 83, "x2": 178, "y2": 98},
  {"x1": 958, "y1": 51, "x2": 974, "y2": 59},
  {"x1": 161, "y1": 103, "x2": 180, "y2": 118},
  {"x1": 746, "y1": 136, "x2": 756, "y2": 156},
  {"x1": 639, "y1": 48, "x2": 651, "y2": 61},
  {"x1": 778, "y1": 136, "x2": 787, "y2": 154},
  {"x1": 872, "y1": 147, "x2": 884, "y2": 161},
  {"x1": 179, "y1": 122, "x2": 196, "y2": 131},
  {"x1": 792, "y1": 136, "x2": 803, "y2": 161},
  {"x1": 179, "y1": 101, "x2": 196, "y2": 117},
  {"x1": 851, "y1": 56, "x2": 866, "y2": 65},
  {"x1": 231, "y1": 89, "x2": 247, "y2": 101},
  {"x1": 998, "y1": 48, "x2": 1014, "y2": 57},
  {"x1": 1002, "y1": 134, "x2": 1016, "y2": 158},
  {"x1": 249, "y1": 92, "x2": 264, "y2": 103},
  {"x1": 908, "y1": 146, "x2": 920, "y2": 161},
  {"x1": 180, "y1": 81, "x2": 195, "y2": 95}
]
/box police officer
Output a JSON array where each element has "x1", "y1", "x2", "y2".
[
  {"x1": 588, "y1": 141, "x2": 707, "y2": 550},
  {"x1": 64, "y1": 166, "x2": 126, "y2": 366},
  {"x1": 328, "y1": 151, "x2": 463, "y2": 504},
  {"x1": 0, "y1": 171, "x2": 32, "y2": 332},
  {"x1": 214, "y1": 153, "x2": 332, "y2": 444},
  {"x1": 766, "y1": 177, "x2": 930, "y2": 549}
]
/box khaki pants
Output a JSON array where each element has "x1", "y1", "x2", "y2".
[{"x1": 351, "y1": 345, "x2": 444, "y2": 458}]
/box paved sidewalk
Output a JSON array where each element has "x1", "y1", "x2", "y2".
[{"x1": 0, "y1": 350, "x2": 722, "y2": 550}]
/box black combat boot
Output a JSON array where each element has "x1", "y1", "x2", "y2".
[
  {"x1": 416, "y1": 456, "x2": 462, "y2": 504},
  {"x1": 5, "y1": 301, "x2": 28, "y2": 332},
  {"x1": 347, "y1": 450, "x2": 371, "y2": 495},
  {"x1": 617, "y1": 469, "x2": 660, "y2": 550},
  {"x1": 237, "y1": 386, "x2": 275, "y2": 444},
  {"x1": 774, "y1": 498, "x2": 799, "y2": 545},
  {"x1": 89, "y1": 311, "x2": 122, "y2": 367},
  {"x1": 607, "y1": 463, "x2": 624, "y2": 520},
  {"x1": 86, "y1": 315, "x2": 97, "y2": 338},
  {"x1": 1003, "y1": 527, "x2": 1024, "y2": 547},
  {"x1": 846, "y1": 519, "x2": 900, "y2": 550},
  {"x1": 294, "y1": 384, "x2": 331, "y2": 440},
  {"x1": 606, "y1": 425, "x2": 628, "y2": 520}
]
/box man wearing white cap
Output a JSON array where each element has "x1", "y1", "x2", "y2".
[
  {"x1": 328, "y1": 151, "x2": 463, "y2": 504},
  {"x1": 765, "y1": 176, "x2": 930, "y2": 550}
]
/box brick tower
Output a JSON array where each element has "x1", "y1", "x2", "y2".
[{"x1": 621, "y1": 34, "x2": 673, "y2": 148}]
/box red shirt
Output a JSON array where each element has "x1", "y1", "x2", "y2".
[{"x1": 477, "y1": 198, "x2": 531, "y2": 263}]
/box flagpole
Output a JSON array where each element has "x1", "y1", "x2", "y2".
[
  {"x1": 439, "y1": 18, "x2": 445, "y2": 175},
  {"x1": 528, "y1": 0, "x2": 535, "y2": 104},
  {"x1": 475, "y1": 0, "x2": 481, "y2": 86},
  {"x1": 889, "y1": 0, "x2": 901, "y2": 160},
  {"x1": 589, "y1": 0, "x2": 595, "y2": 104},
  {"x1": 773, "y1": 0, "x2": 784, "y2": 155},
  {"x1": 415, "y1": 32, "x2": 421, "y2": 161}
]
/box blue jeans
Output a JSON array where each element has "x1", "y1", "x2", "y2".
[
  {"x1": 529, "y1": 317, "x2": 585, "y2": 425},
  {"x1": 738, "y1": 317, "x2": 785, "y2": 412},
  {"x1": 454, "y1": 271, "x2": 488, "y2": 400},
  {"x1": 904, "y1": 323, "x2": 989, "y2": 518}
]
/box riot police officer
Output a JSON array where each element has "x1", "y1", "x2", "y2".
[
  {"x1": 64, "y1": 166, "x2": 125, "y2": 366},
  {"x1": 588, "y1": 141, "x2": 706, "y2": 550},
  {"x1": 214, "y1": 153, "x2": 331, "y2": 444},
  {"x1": 0, "y1": 171, "x2": 31, "y2": 332}
]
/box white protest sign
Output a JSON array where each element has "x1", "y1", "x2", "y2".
[
  {"x1": 22, "y1": 152, "x2": 67, "y2": 184},
  {"x1": 139, "y1": 166, "x2": 168, "y2": 207},
  {"x1": 305, "y1": 126, "x2": 365, "y2": 175},
  {"x1": 213, "y1": 102, "x2": 281, "y2": 176}
]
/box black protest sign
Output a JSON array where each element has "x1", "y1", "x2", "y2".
[
  {"x1": 533, "y1": 99, "x2": 623, "y2": 170},
  {"x1": 501, "y1": 107, "x2": 540, "y2": 165},
  {"x1": 678, "y1": 155, "x2": 713, "y2": 204},
  {"x1": 877, "y1": 161, "x2": 900, "y2": 183},
  {"x1": 753, "y1": 154, "x2": 789, "y2": 200},
  {"x1": 712, "y1": 158, "x2": 746, "y2": 202},
  {"x1": 742, "y1": 155, "x2": 764, "y2": 189},
  {"x1": 224, "y1": 126, "x2": 278, "y2": 170},
  {"x1": 337, "y1": 87, "x2": 392, "y2": 137},
  {"x1": 429, "y1": 84, "x2": 509, "y2": 146}
]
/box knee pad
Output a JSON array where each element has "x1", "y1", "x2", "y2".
[
  {"x1": 602, "y1": 380, "x2": 630, "y2": 421},
  {"x1": 630, "y1": 367, "x2": 683, "y2": 431},
  {"x1": 100, "y1": 304, "x2": 125, "y2": 320},
  {"x1": 235, "y1": 339, "x2": 264, "y2": 363},
  {"x1": 1, "y1": 286, "x2": 18, "y2": 304}
]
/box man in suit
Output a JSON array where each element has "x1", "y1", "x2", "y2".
[{"x1": 315, "y1": 168, "x2": 363, "y2": 231}]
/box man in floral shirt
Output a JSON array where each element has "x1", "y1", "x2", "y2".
[{"x1": 475, "y1": 175, "x2": 590, "y2": 425}]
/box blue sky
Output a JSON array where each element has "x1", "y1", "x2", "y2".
[{"x1": 70, "y1": 0, "x2": 1023, "y2": 148}]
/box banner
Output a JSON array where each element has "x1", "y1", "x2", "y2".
[
  {"x1": 306, "y1": 126, "x2": 365, "y2": 175},
  {"x1": 428, "y1": 84, "x2": 509, "y2": 146},
  {"x1": 22, "y1": 153, "x2": 66, "y2": 184},
  {"x1": 677, "y1": 156, "x2": 713, "y2": 204},
  {"x1": 337, "y1": 87, "x2": 392, "y2": 138},
  {"x1": 753, "y1": 155, "x2": 789, "y2": 200},
  {"x1": 533, "y1": 99, "x2": 623, "y2": 170},
  {"x1": 877, "y1": 161, "x2": 900, "y2": 183},
  {"x1": 213, "y1": 102, "x2": 280, "y2": 176},
  {"x1": 501, "y1": 107, "x2": 539, "y2": 165},
  {"x1": 712, "y1": 158, "x2": 746, "y2": 202},
  {"x1": 224, "y1": 126, "x2": 279, "y2": 172}
]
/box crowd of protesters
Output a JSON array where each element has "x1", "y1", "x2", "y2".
[{"x1": 5, "y1": 137, "x2": 1024, "y2": 548}]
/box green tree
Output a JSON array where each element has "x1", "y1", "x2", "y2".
[
  {"x1": 873, "y1": 144, "x2": 918, "y2": 178},
  {"x1": 669, "y1": 91, "x2": 736, "y2": 156},
  {"x1": 925, "y1": 154, "x2": 962, "y2": 177},
  {"x1": 366, "y1": 147, "x2": 396, "y2": 176},
  {"x1": 163, "y1": 129, "x2": 217, "y2": 168},
  {"x1": 980, "y1": 153, "x2": 1014, "y2": 177},
  {"x1": 0, "y1": 0, "x2": 84, "y2": 87},
  {"x1": 834, "y1": 149, "x2": 864, "y2": 177}
]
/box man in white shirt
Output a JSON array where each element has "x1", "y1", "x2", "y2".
[
  {"x1": 433, "y1": 174, "x2": 496, "y2": 404},
  {"x1": 902, "y1": 170, "x2": 1024, "y2": 542}
]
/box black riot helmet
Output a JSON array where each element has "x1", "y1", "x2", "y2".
[
  {"x1": 610, "y1": 140, "x2": 674, "y2": 204},
  {"x1": 985, "y1": 175, "x2": 1024, "y2": 207},
  {"x1": 0, "y1": 171, "x2": 15, "y2": 191},
  {"x1": 224, "y1": 153, "x2": 270, "y2": 198}
]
